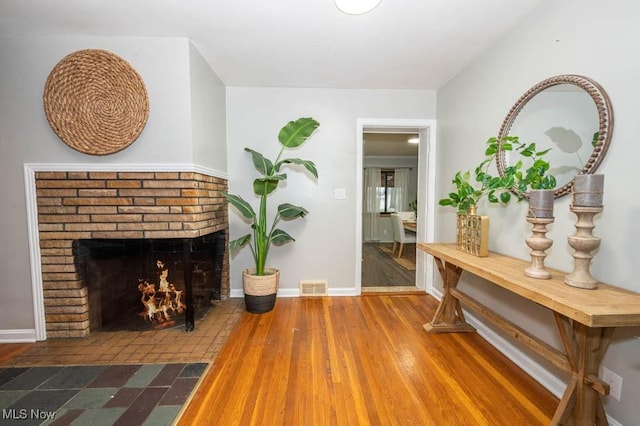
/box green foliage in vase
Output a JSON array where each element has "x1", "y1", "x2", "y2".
[
  {"x1": 497, "y1": 135, "x2": 557, "y2": 196},
  {"x1": 439, "y1": 135, "x2": 557, "y2": 212},
  {"x1": 438, "y1": 138, "x2": 516, "y2": 213},
  {"x1": 222, "y1": 117, "x2": 320, "y2": 276}
]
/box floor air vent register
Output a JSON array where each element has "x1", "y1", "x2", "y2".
[{"x1": 299, "y1": 280, "x2": 328, "y2": 297}]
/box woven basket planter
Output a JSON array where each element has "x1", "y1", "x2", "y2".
[
  {"x1": 43, "y1": 49, "x2": 149, "y2": 155},
  {"x1": 243, "y1": 268, "x2": 280, "y2": 313}
]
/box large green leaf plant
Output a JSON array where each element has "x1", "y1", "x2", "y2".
[{"x1": 222, "y1": 117, "x2": 320, "y2": 276}]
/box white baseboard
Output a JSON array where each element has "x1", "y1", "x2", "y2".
[
  {"x1": 328, "y1": 287, "x2": 358, "y2": 296},
  {"x1": 0, "y1": 329, "x2": 37, "y2": 343},
  {"x1": 229, "y1": 288, "x2": 244, "y2": 298},
  {"x1": 277, "y1": 288, "x2": 300, "y2": 298}
]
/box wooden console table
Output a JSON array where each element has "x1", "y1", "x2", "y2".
[{"x1": 418, "y1": 243, "x2": 640, "y2": 426}]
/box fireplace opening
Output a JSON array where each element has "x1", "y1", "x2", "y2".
[{"x1": 73, "y1": 231, "x2": 224, "y2": 332}]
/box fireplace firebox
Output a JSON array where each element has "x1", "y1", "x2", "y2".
[{"x1": 74, "y1": 231, "x2": 224, "y2": 332}]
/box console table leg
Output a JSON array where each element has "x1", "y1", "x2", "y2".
[
  {"x1": 552, "y1": 316, "x2": 613, "y2": 426},
  {"x1": 551, "y1": 375, "x2": 578, "y2": 425},
  {"x1": 424, "y1": 258, "x2": 475, "y2": 333},
  {"x1": 575, "y1": 324, "x2": 612, "y2": 426}
]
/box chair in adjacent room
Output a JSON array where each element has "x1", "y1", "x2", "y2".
[{"x1": 390, "y1": 213, "x2": 416, "y2": 258}]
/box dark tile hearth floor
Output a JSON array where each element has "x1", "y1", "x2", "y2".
[
  {"x1": 0, "y1": 298, "x2": 245, "y2": 425},
  {"x1": 0, "y1": 362, "x2": 206, "y2": 425}
]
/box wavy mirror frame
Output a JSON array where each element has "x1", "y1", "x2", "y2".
[{"x1": 496, "y1": 74, "x2": 614, "y2": 198}]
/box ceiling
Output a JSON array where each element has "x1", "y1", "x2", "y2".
[
  {"x1": 364, "y1": 133, "x2": 419, "y2": 157},
  {"x1": 0, "y1": 0, "x2": 544, "y2": 90}
]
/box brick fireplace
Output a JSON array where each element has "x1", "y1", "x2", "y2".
[{"x1": 34, "y1": 170, "x2": 229, "y2": 338}]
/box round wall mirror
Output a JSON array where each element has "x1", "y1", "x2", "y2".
[{"x1": 496, "y1": 74, "x2": 613, "y2": 198}]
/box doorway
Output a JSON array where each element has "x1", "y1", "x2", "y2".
[
  {"x1": 361, "y1": 133, "x2": 418, "y2": 290},
  {"x1": 355, "y1": 119, "x2": 437, "y2": 295}
]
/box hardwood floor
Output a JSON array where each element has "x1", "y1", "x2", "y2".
[
  {"x1": 362, "y1": 242, "x2": 415, "y2": 287},
  {"x1": 178, "y1": 294, "x2": 558, "y2": 425}
]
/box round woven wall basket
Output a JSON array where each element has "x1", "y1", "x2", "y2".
[{"x1": 43, "y1": 49, "x2": 149, "y2": 156}]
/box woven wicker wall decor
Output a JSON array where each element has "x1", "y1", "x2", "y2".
[{"x1": 43, "y1": 49, "x2": 149, "y2": 155}]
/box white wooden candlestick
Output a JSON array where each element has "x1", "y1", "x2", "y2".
[
  {"x1": 565, "y1": 206, "x2": 602, "y2": 289},
  {"x1": 524, "y1": 217, "x2": 554, "y2": 279}
]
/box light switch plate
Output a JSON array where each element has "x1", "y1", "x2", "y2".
[{"x1": 334, "y1": 188, "x2": 346, "y2": 200}]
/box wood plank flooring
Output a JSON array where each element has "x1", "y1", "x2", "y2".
[
  {"x1": 362, "y1": 243, "x2": 415, "y2": 287},
  {"x1": 178, "y1": 294, "x2": 558, "y2": 425}
]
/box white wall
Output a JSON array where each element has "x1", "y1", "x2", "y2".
[
  {"x1": 226, "y1": 88, "x2": 435, "y2": 295},
  {"x1": 189, "y1": 42, "x2": 227, "y2": 170},
  {"x1": 436, "y1": 1, "x2": 640, "y2": 424},
  {"x1": 0, "y1": 35, "x2": 226, "y2": 337}
]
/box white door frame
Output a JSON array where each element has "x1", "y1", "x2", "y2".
[{"x1": 355, "y1": 118, "x2": 437, "y2": 294}]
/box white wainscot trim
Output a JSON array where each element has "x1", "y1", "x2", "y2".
[{"x1": 0, "y1": 329, "x2": 37, "y2": 343}]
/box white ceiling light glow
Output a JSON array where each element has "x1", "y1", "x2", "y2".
[{"x1": 335, "y1": 0, "x2": 382, "y2": 15}]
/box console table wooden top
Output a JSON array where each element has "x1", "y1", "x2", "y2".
[{"x1": 418, "y1": 243, "x2": 640, "y2": 328}]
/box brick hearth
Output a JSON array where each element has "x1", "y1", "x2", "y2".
[{"x1": 35, "y1": 171, "x2": 229, "y2": 338}]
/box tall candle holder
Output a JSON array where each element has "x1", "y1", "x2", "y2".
[
  {"x1": 524, "y1": 189, "x2": 555, "y2": 279},
  {"x1": 565, "y1": 174, "x2": 604, "y2": 289},
  {"x1": 564, "y1": 206, "x2": 602, "y2": 289},
  {"x1": 524, "y1": 217, "x2": 554, "y2": 279}
]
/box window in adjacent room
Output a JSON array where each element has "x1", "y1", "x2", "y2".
[{"x1": 379, "y1": 170, "x2": 397, "y2": 213}]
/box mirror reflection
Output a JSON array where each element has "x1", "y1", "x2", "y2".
[
  {"x1": 508, "y1": 84, "x2": 599, "y2": 191},
  {"x1": 496, "y1": 75, "x2": 613, "y2": 198}
]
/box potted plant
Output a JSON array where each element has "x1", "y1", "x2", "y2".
[
  {"x1": 438, "y1": 135, "x2": 557, "y2": 258},
  {"x1": 409, "y1": 199, "x2": 418, "y2": 217},
  {"x1": 438, "y1": 136, "x2": 520, "y2": 213},
  {"x1": 438, "y1": 137, "x2": 523, "y2": 256},
  {"x1": 222, "y1": 117, "x2": 320, "y2": 313}
]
